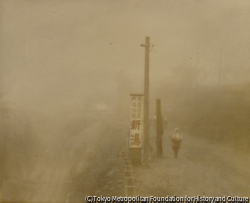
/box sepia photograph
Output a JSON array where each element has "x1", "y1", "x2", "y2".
[{"x1": 0, "y1": 0, "x2": 250, "y2": 202}]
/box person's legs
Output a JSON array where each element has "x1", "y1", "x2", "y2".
[{"x1": 172, "y1": 147, "x2": 179, "y2": 158}]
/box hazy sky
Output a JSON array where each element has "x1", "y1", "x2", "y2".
[{"x1": 1, "y1": 0, "x2": 250, "y2": 114}]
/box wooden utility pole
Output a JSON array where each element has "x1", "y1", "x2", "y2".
[
  {"x1": 156, "y1": 99, "x2": 163, "y2": 157},
  {"x1": 141, "y1": 37, "x2": 150, "y2": 164}
]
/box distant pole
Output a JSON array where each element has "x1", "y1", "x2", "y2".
[{"x1": 141, "y1": 37, "x2": 150, "y2": 164}]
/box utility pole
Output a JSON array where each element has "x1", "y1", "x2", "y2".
[
  {"x1": 156, "y1": 99, "x2": 163, "y2": 157},
  {"x1": 141, "y1": 37, "x2": 150, "y2": 164}
]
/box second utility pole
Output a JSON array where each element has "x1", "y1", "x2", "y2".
[{"x1": 141, "y1": 36, "x2": 150, "y2": 165}]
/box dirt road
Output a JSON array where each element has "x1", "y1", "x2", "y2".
[
  {"x1": 2, "y1": 119, "x2": 249, "y2": 202},
  {"x1": 1, "y1": 118, "x2": 128, "y2": 203},
  {"x1": 134, "y1": 128, "x2": 250, "y2": 196}
]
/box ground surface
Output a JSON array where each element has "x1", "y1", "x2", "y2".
[
  {"x1": 1, "y1": 121, "x2": 250, "y2": 202},
  {"x1": 1, "y1": 117, "x2": 128, "y2": 203},
  {"x1": 134, "y1": 127, "x2": 250, "y2": 197}
]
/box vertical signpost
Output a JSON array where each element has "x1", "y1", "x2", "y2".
[
  {"x1": 129, "y1": 94, "x2": 144, "y2": 165},
  {"x1": 128, "y1": 37, "x2": 150, "y2": 165}
]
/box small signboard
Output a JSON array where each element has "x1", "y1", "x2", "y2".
[{"x1": 129, "y1": 94, "x2": 144, "y2": 148}]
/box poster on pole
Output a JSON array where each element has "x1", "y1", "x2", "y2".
[{"x1": 129, "y1": 94, "x2": 144, "y2": 148}]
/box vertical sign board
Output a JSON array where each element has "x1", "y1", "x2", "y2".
[
  {"x1": 130, "y1": 94, "x2": 144, "y2": 149},
  {"x1": 129, "y1": 94, "x2": 144, "y2": 165}
]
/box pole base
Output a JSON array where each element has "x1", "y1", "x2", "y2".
[{"x1": 129, "y1": 148, "x2": 142, "y2": 166}]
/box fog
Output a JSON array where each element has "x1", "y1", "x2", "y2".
[
  {"x1": 1, "y1": 0, "x2": 250, "y2": 202},
  {"x1": 2, "y1": 1, "x2": 250, "y2": 112}
]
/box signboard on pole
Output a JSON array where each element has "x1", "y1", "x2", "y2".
[{"x1": 129, "y1": 94, "x2": 144, "y2": 148}]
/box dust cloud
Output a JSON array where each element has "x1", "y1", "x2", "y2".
[{"x1": 0, "y1": 0, "x2": 250, "y2": 202}]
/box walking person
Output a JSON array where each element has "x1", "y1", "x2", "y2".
[{"x1": 171, "y1": 128, "x2": 182, "y2": 158}]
